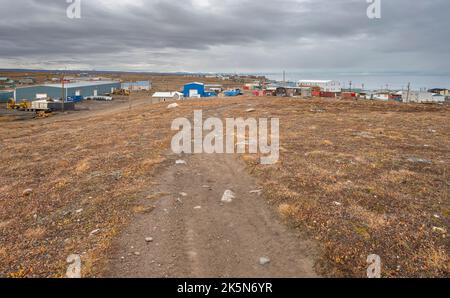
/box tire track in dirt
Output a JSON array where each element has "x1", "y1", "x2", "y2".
[{"x1": 106, "y1": 152, "x2": 319, "y2": 277}]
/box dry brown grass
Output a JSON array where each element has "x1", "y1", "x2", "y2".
[
  {"x1": 235, "y1": 98, "x2": 449, "y2": 277},
  {"x1": 0, "y1": 98, "x2": 181, "y2": 277},
  {"x1": 0, "y1": 83, "x2": 448, "y2": 277}
]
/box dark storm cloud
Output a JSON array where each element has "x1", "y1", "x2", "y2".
[{"x1": 0, "y1": 0, "x2": 449, "y2": 72}]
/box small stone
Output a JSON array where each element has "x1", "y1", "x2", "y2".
[
  {"x1": 176, "y1": 198, "x2": 183, "y2": 204},
  {"x1": 145, "y1": 237, "x2": 154, "y2": 243},
  {"x1": 22, "y1": 189, "x2": 33, "y2": 196},
  {"x1": 179, "y1": 192, "x2": 188, "y2": 197},
  {"x1": 221, "y1": 190, "x2": 235, "y2": 203},
  {"x1": 194, "y1": 206, "x2": 202, "y2": 210},
  {"x1": 259, "y1": 257, "x2": 271, "y2": 266},
  {"x1": 89, "y1": 229, "x2": 100, "y2": 236},
  {"x1": 246, "y1": 108, "x2": 256, "y2": 113},
  {"x1": 134, "y1": 252, "x2": 141, "y2": 256},
  {"x1": 75, "y1": 209, "x2": 83, "y2": 214},
  {"x1": 176, "y1": 160, "x2": 187, "y2": 165},
  {"x1": 333, "y1": 201, "x2": 342, "y2": 206},
  {"x1": 249, "y1": 190, "x2": 262, "y2": 196},
  {"x1": 432, "y1": 227, "x2": 446, "y2": 234},
  {"x1": 167, "y1": 103, "x2": 179, "y2": 109},
  {"x1": 407, "y1": 157, "x2": 432, "y2": 164}
]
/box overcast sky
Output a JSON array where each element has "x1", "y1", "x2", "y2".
[{"x1": 0, "y1": 0, "x2": 449, "y2": 73}]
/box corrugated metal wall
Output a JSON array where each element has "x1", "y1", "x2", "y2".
[
  {"x1": 15, "y1": 86, "x2": 62, "y2": 101},
  {"x1": 183, "y1": 83, "x2": 205, "y2": 97},
  {"x1": 0, "y1": 91, "x2": 14, "y2": 103},
  {"x1": 14, "y1": 82, "x2": 121, "y2": 101},
  {"x1": 66, "y1": 82, "x2": 121, "y2": 98}
]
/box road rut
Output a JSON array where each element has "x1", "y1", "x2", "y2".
[{"x1": 106, "y1": 153, "x2": 318, "y2": 277}]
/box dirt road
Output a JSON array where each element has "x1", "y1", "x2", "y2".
[{"x1": 106, "y1": 152, "x2": 318, "y2": 277}]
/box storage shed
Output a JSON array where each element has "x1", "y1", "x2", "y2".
[
  {"x1": 14, "y1": 81, "x2": 121, "y2": 101},
  {"x1": 183, "y1": 82, "x2": 205, "y2": 98},
  {"x1": 152, "y1": 92, "x2": 183, "y2": 101}
]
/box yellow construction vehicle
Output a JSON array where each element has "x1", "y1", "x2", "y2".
[
  {"x1": 112, "y1": 89, "x2": 130, "y2": 96},
  {"x1": 6, "y1": 99, "x2": 31, "y2": 110},
  {"x1": 36, "y1": 111, "x2": 52, "y2": 118},
  {"x1": 6, "y1": 98, "x2": 52, "y2": 118}
]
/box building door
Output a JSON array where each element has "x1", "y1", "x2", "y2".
[
  {"x1": 189, "y1": 89, "x2": 198, "y2": 97},
  {"x1": 93, "y1": 90, "x2": 98, "y2": 96}
]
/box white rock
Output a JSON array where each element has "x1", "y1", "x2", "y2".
[
  {"x1": 167, "y1": 103, "x2": 179, "y2": 109},
  {"x1": 134, "y1": 252, "x2": 141, "y2": 256},
  {"x1": 432, "y1": 227, "x2": 446, "y2": 234},
  {"x1": 221, "y1": 190, "x2": 236, "y2": 203},
  {"x1": 333, "y1": 201, "x2": 342, "y2": 206},
  {"x1": 75, "y1": 209, "x2": 83, "y2": 214},
  {"x1": 249, "y1": 190, "x2": 262, "y2": 195},
  {"x1": 194, "y1": 206, "x2": 202, "y2": 210},
  {"x1": 246, "y1": 108, "x2": 256, "y2": 113},
  {"x1": 259, "y1": 257, "x2": 271, "y2": 266},
  {"x1": 179, "y1": 192, "x2": 188, "y2": 197},
  {"x1": 175, "y1": 160, "x2": 187, "y2": 165},
  {"x1": 145, "y1": 237, "x2": 154, "y2": 243},
  {"x1": 89, "y1": 229, "x2": 100, "y2": 236},
  {"x1": 407, "y1": 157, "x2": 432, "y2": 164}
]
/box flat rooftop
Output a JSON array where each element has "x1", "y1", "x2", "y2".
[{"x1": 44, "y1": 80, "x2": 120, "y2": 88}]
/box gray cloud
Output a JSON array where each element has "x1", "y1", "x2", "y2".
[{"x1": 0, "y1": 0, "x2": 449, "y2": 72}]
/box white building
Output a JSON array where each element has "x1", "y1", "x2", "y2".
[
  {"x1": 403, "y1": 91, "x2": 445, "y2": 103},
  {"x1": 152, "y1": 92, "x2": 183, "y2": 101},
  {"x1": 298, "y1": 80, "x2": 342, "y2": 92},
  {"x1": 122, "y1": 81, "x2": 152, "y2": 91}
]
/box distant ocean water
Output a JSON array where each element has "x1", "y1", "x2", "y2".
[{"x1": 261, "y1": 72, "x2": 450, "y2": 91}]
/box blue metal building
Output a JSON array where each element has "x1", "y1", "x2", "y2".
[
  {"x1": 14, "y1": 81, "x2": 121, "y2": 101},
  {"x1": 183, "y1": 82, "x2": 205, "y2": 97},
  {"x1": 0, "y1": 90, "x2": 14, "y2": 103}
]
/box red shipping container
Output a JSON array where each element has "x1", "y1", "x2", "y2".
[
  {"x1": 342, "y1": 92, "x2": 356, "y2": 99},
  {"x1": 321, "y1": 91, "x2": 336, "y2": 98}
]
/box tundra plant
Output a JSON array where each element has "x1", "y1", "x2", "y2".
[{"x1": 171, "y1": 110, "x2": 279, "y2": 165}]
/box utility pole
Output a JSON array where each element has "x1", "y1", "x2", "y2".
[
  {"x1": 406, "y1": 82, "x2": 411, "y2": 103},
  {"x1": 282, "y1": 70, "x2": 286, "y2": 85},
  {"x1": 61, "y1": 72, "x2": 65, "y2": 112},
  {"x1": 349, "y1": 81, "x2": 352, "y2": 91}
]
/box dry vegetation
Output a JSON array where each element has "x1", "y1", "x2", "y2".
[
  {"x1": 0, "y1": 99, "x2": 190, "y2": 277},
  {"x1": 0, "y1": 74, "x2": 448, "y2": 277},
  {"x1": 233, "y1": 98, "x2": 449, "y2": 277}
]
